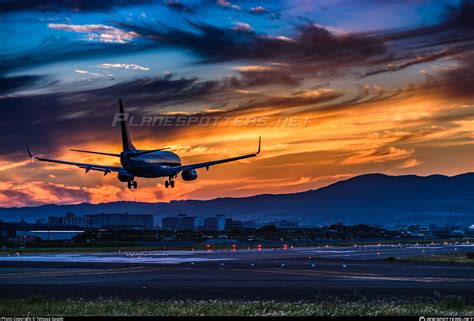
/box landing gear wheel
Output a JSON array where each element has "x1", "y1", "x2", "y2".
[
  {"x1": 170, "y1": 180, "x2": 175, "y2": 188},
  {"x1": 127, "y1": 181, "x2": 132, "y2": 189},
  {"x1": 133, "y1": 181, "x2": 138, "y2": 189},
  {"x1": 165, "y1": 181, "x2": 169, "y2": 188}
]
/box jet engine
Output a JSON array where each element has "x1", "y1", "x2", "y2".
[
  {"x1": 118, "y1": 172, "x2": 135, "y2": 182},
  {"x1": 181, "y1": 169, "x2": 198, "y2": 181}
]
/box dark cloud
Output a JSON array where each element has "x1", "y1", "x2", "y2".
[
  {"x1": 120, "y1": 21, "x2": 386, "y2": 67},
  {"x1": 115, "y1": 21, "x2": 386, "y2": 85},
  {"x1": 0, "y1": 0, "x2": 156, "y2": 14},
  {"x1": 164, "y1": 0, "x2": 195, "y2": 13},
  {"x1": 360, "y1": 0, "x2": 474, "y2": 77},
  {"x1": 225, "y1": 66, "x2": 304, "y2": 87},
  {"x1": 0, "y1": 75, "x2": 50, "y2": 95},
  {"x1": 0, "y1": 74, "x2": 225, "y2": 159},
  {"x1": 424, "y1": 53, "x2": 474, "y2": 99},
  {"x1": 360, "y1": 48, "x2": 453, "y2": 78}
]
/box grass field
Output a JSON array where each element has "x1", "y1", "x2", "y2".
[{"x1": 0, "y1": 297, "x2": 473, "y2": 316}]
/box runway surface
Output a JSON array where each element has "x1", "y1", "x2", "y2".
[{"x1": 0, "y1": 244, "x2": 473, "y2": 301}]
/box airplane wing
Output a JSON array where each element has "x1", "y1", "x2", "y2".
[
  {"x1": 162, "y1": 137, "x2": 261, "y2": 176},
  {"x1": 26, "y1": 142, "x2": 123, "y2": 175}
]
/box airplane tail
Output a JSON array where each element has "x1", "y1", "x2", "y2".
[{"x1": 119, "y1": 99, "x2": 136, "y2": 152}]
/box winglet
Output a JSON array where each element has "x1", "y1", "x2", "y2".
[
  {"x1": 25, "y1": 140, "x2": 34, "y2": 159},
  {"x1": 256, "y1": 136, "x2": 261, "y2": 155}
]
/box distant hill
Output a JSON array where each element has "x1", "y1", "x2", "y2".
[{"x1": 1, "y1": 173, "x2": 473, "y2": 225}]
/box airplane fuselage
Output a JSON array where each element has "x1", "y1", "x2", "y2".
[{"x1": 121, "y1": 150, "x2": 182, "y2": 178}]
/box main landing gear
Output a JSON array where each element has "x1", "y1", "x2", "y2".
[
  {"x1": 127, "y1": 181, "x2": 138, "y2": 189},
  {"x1": 164, "y1": 176, "x2": 175, "y2": 188}
]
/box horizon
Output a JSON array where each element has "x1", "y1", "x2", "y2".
[
  {"x1": 2, "y1": 171, "x2": 472, "y2": 209},
  {"x1": 1, "y1": 0, "x2": 473, "y2": 206}
]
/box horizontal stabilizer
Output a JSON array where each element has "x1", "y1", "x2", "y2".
[{"x1": 127, "y1": 148, "x2": 170, "y2": 158}]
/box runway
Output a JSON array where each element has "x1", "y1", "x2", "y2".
[{"x1": 0, "y1": 244, "x2": 473, "y2": 301}]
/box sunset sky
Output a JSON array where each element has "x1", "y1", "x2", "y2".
[{"x1": 0, "y1": 0, "x2": 473, "y2": 207}]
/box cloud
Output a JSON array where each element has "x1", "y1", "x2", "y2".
[
  {"x1": 216, "y1": 0, "x2": 240, "y2": 11},
  {"x1": 361, "y1": 48, "x2": 453, "y2": 78},
  {"x1": 0, "y1": 160, "x2": 31, "y2": 172},
  {"x1": 97, "y1": 63, "x2": 150, "y2": 71},
  {"x1": 398, "y1": 159, "x2": 422, "y2": 169},
  {"x1": 74, "y1": 69, "x2": 110, "y2": 77},
  {"x1": 341, "y1": 147, "x2": 414, "y2": 165},
  {"x1": 0, "y1": 0, "x2": 155, "y2": 14},
  {"x1": 0, "y1": 75, "x2": 49, "y2": 95},
  {"x1": 119, "y1": 21, "x2": 386, "y2": 71},
  {"x1": 165, "y1": 0, "x2": 195, "y2": 13},
  {"x1": 232, "y1": 22, "x2": 252, "y2": 32},
  {"x1": 229, "y1": 65, "x2": 304, "y2": 87},
  {"x1": 250, "y1": 6, "x2": 267, "y2": 14},
  {"x1": 48, "y1": 23, "x2": 140, "y2": 43}
]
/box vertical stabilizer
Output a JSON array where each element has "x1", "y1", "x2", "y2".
[{"x1": 119, "y1": 99, "x2": 136, "y2": 152}]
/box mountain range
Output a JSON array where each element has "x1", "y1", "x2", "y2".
[{"x1": 1, "y1": 173, "x2": 473, "y2": 225}]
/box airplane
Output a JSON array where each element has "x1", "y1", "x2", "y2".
[{"x1": 26, "y1": 99, "x2": 261, "y2": 189}]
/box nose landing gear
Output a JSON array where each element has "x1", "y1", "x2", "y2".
[{"x1": 127, "y1": 181, "x2": 138, "y2": 189}]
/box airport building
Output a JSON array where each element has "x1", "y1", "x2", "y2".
[
  {"x1": 47, "y1": 212, "x2": 154, "y2": 230},
  {"x1": 203, "y1": 215, "x2": 226, "y2": 231},
  {"x1": 48, "y1": 212, "x2": 87, "y2": 228},
  {"x1": 86, "y1": 213, "x2": 154, "y2": 230}
]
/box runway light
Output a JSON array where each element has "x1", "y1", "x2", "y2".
[
  {"x1": 281, "y1": 263, "x2": 285, "y2": 267},
  {"x1": 251, "y1": 263, "x2": 255, "y2": 267},
  {"x1": 311, "y1": 263, "x2": 316, "y2": 268},
  {"x1": 283, "y1": 244, "x2": 288, "y2": 251},
  {"x1": 343, "y1": 264, "x2": 347, "y2": 268},
  {"x1": 221, "y1": 263, "x2": 224, "y2": 266},
  {"x1": 257, "y1": 244, "x2": 262, "y2": 251}
]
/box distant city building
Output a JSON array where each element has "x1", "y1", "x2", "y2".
[
  {"x1": 162, "y1": 214, "x2": 202, "y2": 231},
  {"x1": 225, "y1": 218, "x2": 242, "y2": 231},
  {"x1": 86, "y1": 213, "x2": 154, "y2": 230},
  {"x1": 48, "y1": 212, "x2": 87, "y2": 228},
  {"x1": 162, "y1": 217, "x2": 178, "y2": 230},
  {"x1": 204, "y1": 215, "x2": 226, "y2": 231}
]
